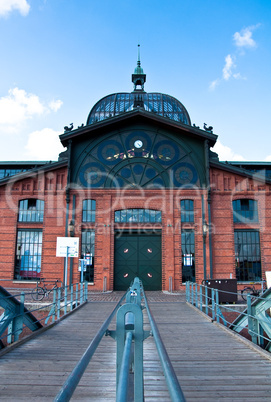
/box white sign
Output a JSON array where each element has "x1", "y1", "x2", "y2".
[
  {"x1": 266, "y1": 271, "x2": 271, "y2": 289},
  {"x1": 56, "y1": 237, "x2": 79, "y2": 258}
]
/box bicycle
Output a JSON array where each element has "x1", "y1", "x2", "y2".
[
  {"x1": 31, "y1": 278, "x2": 63, "y2": 301},
  {"x1": 241, "y1": 281, "x2": 266, "y2": 302}
]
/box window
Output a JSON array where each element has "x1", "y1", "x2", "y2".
[
  {"x1": 81, "y1": 230, "x2": 95, "y2": 282},
  {"x1": 14, "y1": 230, "x2": 43, "y2": 280},
  {"x1": 181, "y1": 230, "x2": 195, "y2": 282},
  {"x1": 82, "y1": 200, "x2": 96, "y2": 222},
  {"x1": 18, "y1": 199, "x2": 44, "y2": 222},
  {"x1": 181, "y1": 200, "x2": 194, "y2": 223},
  {"x1": 232, "y1": 199, "x2": 258, "y2": 223},
  {"x1": 235, "y1": 230, "x2": 261, "y2": 281},
  {"x1": 114, "y1": 209, "x2": 162, "y2": 223}
]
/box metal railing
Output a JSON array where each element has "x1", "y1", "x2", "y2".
[
  {"x1": 186, "y1": 281, "x2": 271, "y2": 352},
  {"x1": 55, "y1": 291, "x2": 127, "y2": 401},
  {"x1": 142, "y1": 286, "x2": 186, "y2": 402},
  {"x1": 0, "y1": 282, "x2": 87, "y2": 349},
  {"x1": 55, "y1": 278, "x2": 186, "y2": 401}
]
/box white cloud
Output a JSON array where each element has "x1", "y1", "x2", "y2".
[
  {"x1": 49, "y1": 99, "x2": 63, "y2": 112},
  {"x1": 222, "y1": 54, "x2": 234, "y2": 81},
  {"x1": 0, "y1": 87, "x2": 44, "y2": 126},
  {"x1": 0, "y1": 87, "x2": 62, "y2": 130},
  {"x1": 264, "y1": 154, "x2": 271, "y2": 162},
  {"x1": 209, "y1": 55, "x2": 241, "y2": 90},
  {"x1": 0, "y1": 0, "x2": 30, "y2": 17},
  {"x1": 25, "y1": 128, "x2": 65, "y2": 160},
  {"x1": 209, "y1": 79, "x2": 220, "y2": 91},
  {"x1": 212, "y1": 140, "x2": 245, "y2": 161},
  {"x1": 210, "y1": 24, "x2": 260, "y2": 90},
  {"x1": 233, "y1": 26, "x2": 259, "y2": 49}
]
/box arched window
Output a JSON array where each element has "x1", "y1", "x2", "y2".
[
  {"x1": 18, "y1": 199, "x2": 44, "y2": 222},
  {"x1": 181, "y1": 200, "x2": 194, "y2": 223},
  {"x1": 82, "y1": 200, "x2": 96, "y2": 222},
  {"x1": 232, "y1": 199, "x2": 258, "y2": 223},
  {"x1": 76, "y1": 130, "x2": 201, "y2": 189},
  {"x1": 115, "y1": 209, "x2": 161, "y2": 223}
]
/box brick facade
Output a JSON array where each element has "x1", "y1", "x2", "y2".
[{"x1": 1, "y1": 160, "x2": 270, "y2": 291}]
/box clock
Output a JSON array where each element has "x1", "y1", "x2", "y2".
[{"x1": 134, "y1": 139, "x2": 143, "y2": 149}]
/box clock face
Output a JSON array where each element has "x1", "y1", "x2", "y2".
[{"x1": 134, "y1": 139, "x2": 143, "y2": 149}]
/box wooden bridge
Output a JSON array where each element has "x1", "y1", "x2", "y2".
[{"x1": 0, "y1": 291, "x2": 271, "y2": 401}]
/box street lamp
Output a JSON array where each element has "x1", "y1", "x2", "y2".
[
  {"x1": 68, "y1": 220, "x2": 75, "y2": 237},
  {"x1": 203, "y1": 220, "x2": 209, "y2": 237}
]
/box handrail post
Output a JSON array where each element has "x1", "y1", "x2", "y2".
[
  {"x1": 80, "y1": 282, "x2": 83, "y2": 304},
  {"x1": 52, "y1": 287, "x2": 56, "y2": 322},
  {"x1": 15, "y1": 292, "x2": 25, "y2": 342},
  {"x1": 195, "y1": 284, "x2": 198, "y2": 308},
  {"x1": 247, "y1": 294, "x2": 258, "y2": 344},
  {"x1": 84, "y1": 281, "x2": 88, "y2": 302},
  {"x1": 199, "y1": 285, "x2": 203, "y2": 311},
  {"x1": 75, "y1": 283, "x2": 78, "y2": 307},
  {"x1": 215, "y1": 289, "x2": 219, "y2": 323},
  {"x1": 205, "y1": 285, "x2": 208, "y2": 315},
  {"x1": 186, "y1": 282, "x2": 190, "y2": 303},
  {"x1": 70, "y1": 284, "x2": 73, "y2": 311},
  {"x1": 64, "y1": 286, "x2": 68, "y2": 315},
  {"x1": 211, "y1": 288, "x2": 215, "y2": 321},
  {"x1": 57, "y1": 287, "x2": 61, "y2": 320},
  {"x1": 45, "y1": 288, "x2": 57, "y2": 324},
  {"x1": 191, "y1": 283, "x2": 194, "y2": 305}
]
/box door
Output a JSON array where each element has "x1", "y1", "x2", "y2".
[{"x1": 114, "y1": 233, "x2": 161, "y2": 290}]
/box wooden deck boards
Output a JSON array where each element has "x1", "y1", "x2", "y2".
[
  {"x1": 148, "y1": 302, "x2": 271, "y2": 401},
  {"x1": 0, "y1": 297, "x2": 270, "y2": 400}
]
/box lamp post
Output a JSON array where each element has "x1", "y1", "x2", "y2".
[
  {"x1": 65, "y1": 220, "x2": 75, "y2": 288},
  {"x1": 68, "y1": 220, "x2": 75, "y2": 237},
  {"x1": 203, "y1": 220, "x2": 209, "y2": 280}
]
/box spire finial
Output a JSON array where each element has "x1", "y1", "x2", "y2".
[
  {"x1": 137, "y1": 44, "x2": 141, "y2": 67},
  {"x1": 132, "y1": 44, "x2": 146, "y2": 92}
]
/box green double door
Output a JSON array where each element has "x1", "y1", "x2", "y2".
[{"x1": 114, "y1": 232, "x2": 161, "y2": 291}]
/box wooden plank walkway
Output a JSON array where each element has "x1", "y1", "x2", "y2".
[
  {"x1": 0, "y1": 293, "x2": 270, "y2": 401},
  {"x1": 147, "y1": 301, "x2": 271, "y2": 401}
]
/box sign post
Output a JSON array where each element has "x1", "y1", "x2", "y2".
[{"x1": 56, "y1": 237, "x2": 79, "y2": 287}]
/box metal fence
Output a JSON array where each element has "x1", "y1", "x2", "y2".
[
  {"x1": 0, "y1": 282, "x2": 88, "y2": 349},
  {"x1": 186, "y1": 281, "x2": 271, "y2": 352}
]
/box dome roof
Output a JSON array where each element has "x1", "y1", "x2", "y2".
[
  {"x1": 86, "y1": 92, "x2": 191, "y2": 126},
  {"x1": 87, "y1": 48, "x2": 191, "y2": 126}
]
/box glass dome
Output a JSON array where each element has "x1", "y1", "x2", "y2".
[{"x1": 86, "y1": 92, "x2": 191, "y2": 126}]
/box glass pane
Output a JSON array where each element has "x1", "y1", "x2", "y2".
[
  {"x1": 82, "y1": 199, "x2": 96, "y2": 222},
  {"x1": 234, "y1": 230, "x2": 261, "y2": 281},
  {"x1": 115, "y1": 211, "x2": 120, "y2": 222}
]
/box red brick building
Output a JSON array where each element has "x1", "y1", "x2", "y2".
[{"x1": 0, "y1": 61, "x2": 270, "y2": 291}]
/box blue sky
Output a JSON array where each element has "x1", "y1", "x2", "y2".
[{"x1": 0, "y1": 0, "x2": 270, "y2": 162}]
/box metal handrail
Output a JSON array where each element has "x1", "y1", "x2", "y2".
[
  {"x1": 55, "y1": 278, "x2": 186, "y2": 401},
  {"x1": 0, "y1": 282, "x2": 87, "y2": 348},
  {"x1": 186, "y1": 281, "x2": 271, "y2": 351},
  {"x1": 116, "y1": 330, "x2": 133, "y2": 402},
  {"x1": 54, "y1": 291, "x2": 127, "y2": 402},
  {"x1": 142, "y1": 287, "x2": 186, "y2": 402}
]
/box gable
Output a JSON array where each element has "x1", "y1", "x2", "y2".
[{"x1": 69, "y1": 117, "x2": 208, "y2": 189}]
